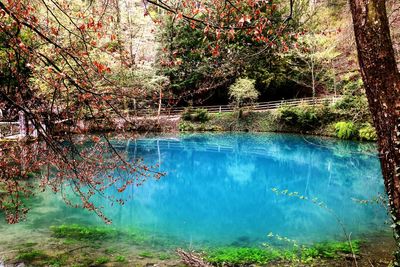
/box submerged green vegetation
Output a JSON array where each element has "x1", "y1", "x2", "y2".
[
  {"x1": 204, "y1": 241, "x2": 360, "y2": 265},
  {"x1": 50, "y1": 224, "x2": 119, "y2": 241},
  {"x1": 9, "y1": 223, "x2": 364, "y2": 266},
  {"x1": 0, "y1": 224, "x2": 368, "y2": 267},
  {"x1": 49, "y1": 224, "x2": 164, "y2": 246},
  {"x1": 1, "y1": 0, "x2": 398, "y2": 264},
  {"x1": 2, "y1": 224, "x2": 179, "y2": 266}
]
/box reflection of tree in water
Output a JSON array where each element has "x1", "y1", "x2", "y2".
[
  {"x1": 95, "y1": 133, "x2": 387, "y2": 245},
  {"x1": 0, "y1": 138, "x2": 161, "y2": 224},
  {"x1": 1, "y1": 133, "x2": 387, "y2": 247}
]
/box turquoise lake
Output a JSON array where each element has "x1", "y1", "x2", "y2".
[{"x1": 0, "y1": 133, "x2": 389, "y2": 249}]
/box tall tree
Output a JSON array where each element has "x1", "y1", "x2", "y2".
[
  {"x1": 349, "y1": 0, "x2": 400, "y2": 264},
  {"x1": 0, "y1": 0, "x2": 162, "y2": 224}
]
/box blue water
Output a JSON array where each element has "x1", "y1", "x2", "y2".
[{"x1": 1, "y1": 133, "x2": 389, "y2": 248}]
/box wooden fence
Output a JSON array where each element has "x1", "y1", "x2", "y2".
[
  {"x1": 0, "y1": 121, "x2": 20, "y2": 139},
  {"x1": 126, "y1": 96, "x2": 342, "y2": 116},
  {"x1": 0, "y1": 96, "x2": 341, "y2": 139}
]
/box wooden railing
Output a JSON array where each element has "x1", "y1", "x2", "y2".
[
  {"x1": 0, "y1": 121, "x2": 20, "y2": 139},
  {"x1": 0, "y1": 96, "x2": 342, "y2": 139},
  {"x1": 125, "y1": 96, "x2": 342, "y2": 116}
]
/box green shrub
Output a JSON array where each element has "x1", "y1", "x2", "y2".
[
  {"x1": 334, "y1": 95, "x2": 367, "y2": 110},
  {"x1": 335, "y1": 121, "x2": 356, "y2": 139},
  {"x1": 229, "y1": 78, "x2": 259, "y2": 107},
  {"x1": 179, "y1": 121, "x2": 195, "y2": 131},
  {"x1": 181, "y1": 108, "x2": 192, "y2": 121},
  {"x1": 194, "y1": 109, "x2": 209, "y2": 122},
  {"x1": 278, "y1": 104, "x2": 334, "y2": 130},
  {"x1": 341, "y1": 78, "x2": 363, "y2": 95},
  {"x1": 297, "y1": 106, "x2": 319, "y2": 129},
  {"x1": 278, "y1": 106, "x2": 299, "y2": 125},
  {"x1": 182, "y1": 108, "x2": 209, "y2": 122},
  {"x1": 334, "y1": 95, "x2": 371, "y2": 123},
  {"x1": 358, "y1": 123, "x2": 377, "y2": 141}
]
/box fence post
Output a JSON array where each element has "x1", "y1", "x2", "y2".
[
  {"x1": 33, "y1": 128, "x2": 38, "y2": 138},
  {"x1": 219, "y1": 106, "x2": 222, "y2": 113},
  {"x1": 18, "y1": 111, "x2": 27, "y2": 139}
]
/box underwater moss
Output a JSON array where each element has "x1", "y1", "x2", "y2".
[
  {"x1": 16, "y1": 250, "x2": 47, "y2": 261},
  {"x1": 50, "y1": 224, "x2": 161, "y2": 248},
  {"x1": 205, "y1": 247, "x2": 283, "y2": 265},
  {"x1": 104, "y1": 247, "x2": 118, "y2": 254},
  {"x1": 44, "y1": 255, "x2": 68, "y2": 267},
  {"x1": 50, "y1": 224, "x2": 118, "y2": 241},
  {"x1": 302, "y1": 240, "x2": 360, "y2": 259},
  {"x1": 115, "y1": 255, "x2": 126, "y2": 262},
  {"x1": 138, "y1": 251, "x2": 154, "y2": 258},
  {"x1": 125, "y1": 231, "x2": 151, "y2": 245},
  {"x1": 204, "y1": 241, "x2": 361, "y2": 265},
  {"x1": 13, "y1": 242, "x2": 38, "y2": 251},
  {"x1": 94, "y1": 256, "x2": 110, "y2": 265},
  {"x1": 158, "y1": 252, "x2": 172, "y2": 260}
]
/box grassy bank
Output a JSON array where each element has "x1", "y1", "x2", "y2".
[{"x1": 179, "y1": 95, "x2": 377, "y2": 141}]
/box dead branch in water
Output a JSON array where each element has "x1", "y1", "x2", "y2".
[{"x1": 176, "y1": 248, "x2": 212, "y2": 267}]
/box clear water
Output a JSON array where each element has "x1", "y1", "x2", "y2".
[{"x1": 0, "y1": 133, "x2": 389, "y2": 249}]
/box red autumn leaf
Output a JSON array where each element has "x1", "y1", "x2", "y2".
[
  {"x1": 212, "y1": 45, "x2": 220, "y2": 57},
  {"x1": 92, "y1": 136, "x2": 100, "y2": 143}
]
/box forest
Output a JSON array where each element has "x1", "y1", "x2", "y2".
[{"x1": 1, "y1": 0, "x2": 400, "y2": 266}]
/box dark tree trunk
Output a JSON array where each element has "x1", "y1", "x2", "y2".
[{"x1": 349, "y1": 0, "x2": 400, "y2": 264}]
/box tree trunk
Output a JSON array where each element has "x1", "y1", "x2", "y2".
[{"x1": 349, "y1": 0, "x2": 400, "y2": 263}]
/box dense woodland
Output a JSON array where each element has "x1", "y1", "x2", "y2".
[{"x1": 1, "y1": 0, "x2": 400, "y2": 266}]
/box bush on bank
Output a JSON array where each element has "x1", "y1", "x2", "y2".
[{"x1": 178, "y1": 95, "x2": 377, "y2": 141}]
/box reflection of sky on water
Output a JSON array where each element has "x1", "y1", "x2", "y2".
[{"x1": 0, "y1": 133, "x2": 388, "y2": 248}]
